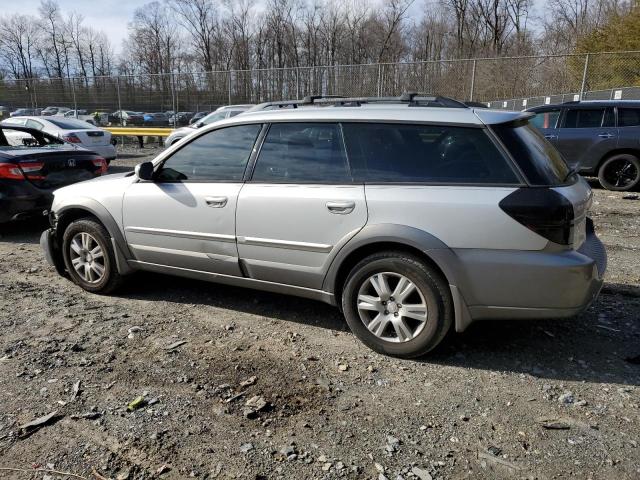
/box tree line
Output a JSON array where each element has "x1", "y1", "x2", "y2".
[{"x1": 0, "y1": 0, "x2": 637, "y2": 81}]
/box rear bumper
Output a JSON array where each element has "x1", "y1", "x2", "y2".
[
  {"x1": 0, "y1": 180, "x2": 53, "y2": 223},
  {"x1": 444, "y1": 219, "x2": 606, "y2": 331}
]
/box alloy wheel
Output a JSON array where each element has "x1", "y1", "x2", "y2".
[
  {"x1": 356, "y1": 272, "x2": 428, "y2": 343},
  {"x1": 69, "y1": 232, "x2": 106, "y2": 284}
]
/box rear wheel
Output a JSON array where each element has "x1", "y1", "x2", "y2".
[
  {"x1": 341, "y1": 252, "x2": 453, "y2": 358},
  {"x1": 598, "y1": 154, "x2": 640, "y2": 191},
  {"x1": 62, "y1": 218, "x2": 123, "y2": 294}
]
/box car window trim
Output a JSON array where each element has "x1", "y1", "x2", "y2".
[
  {"x1": 151, "y1": 123, "x2": 264, "y2": 184},
  {"x1": 247, "y1": 121, "x2": 355, "y2": 185}
]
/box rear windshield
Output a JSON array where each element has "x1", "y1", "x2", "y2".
[
  {"x1": 46, "y1": 118, "x2": 94, "y2": 130},
  {"x1": 492, "y1": 122, "x2": 570, "y2": 186}
]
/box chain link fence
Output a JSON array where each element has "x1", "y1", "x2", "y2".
[{"x1": 1, "y1": 51, "x2": 639, "y2": 123}]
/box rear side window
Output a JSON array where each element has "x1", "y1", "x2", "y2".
[
  {"x1": 563, "y1": 108, "x2": 607, "y2": 128},
  {"x1": 618, "y1": 108, "x2": 640, "y2": 127},
  {"x1": 342, "y1": 123, "x2": 518, "y2": 184},
  {"x1": 157, "y1": 124, "x2": 261, "y2": 182},
  {"x1": 530, "y1": 109, "x2": 561, "y2": 129},
  {"x1": 252, "y1": 123, "x2": 350, "y2": 183},
  {"x1": 492, "y1": 122, "x2": 570, "y2": 186}
]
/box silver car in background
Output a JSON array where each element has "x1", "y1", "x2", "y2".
[
  {"x1": 41, "y1": 95, "x2": 606, "y2": 358},
  {"x1": 2, "y1": 116, "x2": 117, "y2": 162},
  {"x1": 165, "y1": 104, "x2": 253, "y2": 146}
]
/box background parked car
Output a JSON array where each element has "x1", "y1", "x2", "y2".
[
  {"x1": 0, "y1": 125, "x2": 107, "y2": 223},
  {"x1": 2, "y1": 116, "x2": 117, "y2": 163},
  {"x1": 168, "y1": 111, "x2": 194, "y2": 126},
  {"x1": 11, "y1": 108, "x2": 42, "y2": 117},
  {"x1": 189, "y1": 111, "x2": 210, "y2": 124},
  {"x1": 165, "y1": 104, "x2": 252, "y2": 146},
  {"x1": 0, "y1": 106, "x2": 10, "y2": 119},
  {"x1": 109, "y1": 110, "x2": 144, "y2": 126},
  {"x1": 143, "y1": 112, "x2": 169, "y2": 126},
  {"x1": 527, "y1": 100, "x2": 640, "y2": 191},
  {"x1": 41, "y1": 106, "x2": 70, "y2": 116}
]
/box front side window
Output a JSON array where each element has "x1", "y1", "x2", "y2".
[
  {"x1": 342, "y1": 123, "x2": 518, "y2": 184},
  {"x1": 563, "y1": 108, "x2": 606, "y2": 128},
  {"x1": 252, "y1": 123, "x2": 350, "y2": 183},
  {"x1": 156, "y1": 124, "x2": 261, "y2": 182},
  {"x1": 618, "y1": 108, "x2": 640, "y2": 127},
  {"x1": 530, "y1": 109, "x2": 561, "y2": 129}
]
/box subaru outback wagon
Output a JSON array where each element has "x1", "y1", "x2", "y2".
[{"x1": 41, "y1": 95, "x2": 607, "y2": 358}]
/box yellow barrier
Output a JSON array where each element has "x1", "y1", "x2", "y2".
[{"x1": 105, "y1": 127, "x2": 173, "y2": 137}]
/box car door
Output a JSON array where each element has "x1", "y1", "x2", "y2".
[
  {"x1": 122, "y1": 123, "x2": 262, "y2": 276},
  {"x1": 236, "y1": 122, "x2": 367, "y2": 290},
  {"x1": 529, "y1": 107, "x2": 562, "y2": 147},
  {"x1": 556, "y1": 107, "x2": 618, "y2": 171}
]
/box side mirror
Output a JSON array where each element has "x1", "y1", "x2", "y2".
[{"x1": 135, "y1": 161, "x2": 154, "y2": 181}]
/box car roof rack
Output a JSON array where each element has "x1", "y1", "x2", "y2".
[{"x1": 247, "y1": 93, "x2": 468, "y2": 112}]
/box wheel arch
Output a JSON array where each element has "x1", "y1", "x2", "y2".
[
  {"x1": 56, "y1": 199, "x2": 134, "y2": 275},
  {"x1": 324, "y1": 224, "x2": 473, "y2": 332},
  {"x1": 596, "y1": 148, "x2": 640, "y2": 174}
]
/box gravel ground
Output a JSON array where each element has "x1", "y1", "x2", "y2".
[{"x1": 0, "y1": 147, "x2": 639, "y2": 480}]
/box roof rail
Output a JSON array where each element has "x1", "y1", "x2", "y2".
[{"x1": 245, "y1": 92, "x2": 468, "y2": 113}]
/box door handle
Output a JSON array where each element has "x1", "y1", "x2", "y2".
[
  {"x1": 544, "y1": 134, "x2": 557, "y2": 140},
  {"x1": 204, "y1": 196, "x2": 228, "y2": 208},
  {"x1": 598, "y1": 133, "x2": 614, "y2": 139},
  {"x1": 326, "y1": 201, "x2": 355, "y2": 214}
]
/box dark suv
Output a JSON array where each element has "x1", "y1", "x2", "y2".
[{"x1": 527, "y1": 101, "x2": 640, "y2": 191}]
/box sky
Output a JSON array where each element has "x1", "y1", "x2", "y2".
[{"x1": 1, "y1": 0, "x2": 150, "y2": 52}]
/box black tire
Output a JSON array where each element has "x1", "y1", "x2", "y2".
[
  {"x1": 598, "y1": 154, "x2": 640, "y2": 191},
  {"x1": 61, "y1": 217, "x2": 124, "y2": 294},
  {"x1": 341, "y1": 251, "x2": 453, "y2": 358}
]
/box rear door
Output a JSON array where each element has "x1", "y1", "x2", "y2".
[
  {"x1": 556, "y1": 106, "x2": 618, "y2": 171},
  {"x1": 236, "y1": 122, "x2": 367, "y2": 289},
  {"x1": 616, "y1": 106, "x2": 640, "y2": 149},
  {"x1": 122, "y1": 123, "x2": 262, "y2": 275}
]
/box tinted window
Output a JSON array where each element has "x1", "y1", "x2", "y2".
[
  {"x1": 157, "y1": 124, "x2": 261, "y2": 182},
  {"x1": 252, "y1": 123, "x2": 350, "y2": 183},
  {"x1": 492, "y1": 122, "x2": 570, "y2": 186},
  {"x1": 342, "y1": 123, "x2": 518, "y2": 184},
  {"x1": 530, "y1": 109, "x2": 561, "y2": 129},
  {"x1": 618, "y1": 108, "x2": 640, "y2": 127},
  {"x1": 563, "y1": 108, "x2": 606, "y2": 128}
]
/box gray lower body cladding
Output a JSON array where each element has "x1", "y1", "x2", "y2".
[{"x1": 434, "y1": 226, "x2": 606, "y2": 331}]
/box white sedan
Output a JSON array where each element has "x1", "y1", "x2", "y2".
[{"x1": 1, "y1": 116, "x2": 117, "y2": 162}]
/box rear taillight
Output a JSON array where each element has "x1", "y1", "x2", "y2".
[
  {"x1": 499, "y1": 188, "x2": 574, "y2": 245},
  {"x1": 92, "y1": 157, "x2": 108, "y2": 175},
  {"x1": 0, "y1": 162, "x2": 25, "y2": 180},
  {"x1": 63, "y1": 133, "x2": 82, "y2": 143}
]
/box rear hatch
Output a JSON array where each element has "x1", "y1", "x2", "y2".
[{"x1": 1, "y1": 146, "x2": 104, "y2": 189}]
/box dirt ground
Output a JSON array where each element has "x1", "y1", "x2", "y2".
[{"x1": 0, "y1": 146, "x2": 639, "y2": 480}]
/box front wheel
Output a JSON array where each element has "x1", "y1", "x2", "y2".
[
  {"x1": 62, "y1": 218, "x2": 124, "y2": 294},
  {"x1": 341, "y1": 252, "x2": 453, "y2": 358},
  {"x1": 598, "y1": 154, "x2": 640, "y2": 191}
]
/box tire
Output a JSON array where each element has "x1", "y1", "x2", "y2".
[
  {"x1": 341, "y1": 251, "x2": 453, "y2": 358},
  {"x1": 61, "y1": 218, "x2": 124, "y2": 294},
  {"x1": 598, "y1": 154, "x2": 640, "y2": 191}
]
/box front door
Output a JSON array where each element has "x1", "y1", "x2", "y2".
[
  {"x1": 122, "y1": 123, "x2": 262, "y2": 276},
  {"x1": 530, "y1": 107, "x2": 562, "y2": 147},
  {"x1": 236, "y1": 122, "x2": 367, "y2": 289}
]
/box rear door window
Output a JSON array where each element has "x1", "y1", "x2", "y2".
[
  {"x1": 618, "y1": 108, "x2": 640, "y2": 127},
  {"x1": 563, "y1": 108, "x2": 606, "y2": 128},
  {"x1": 252, "y1": 123, "x2": 350, "y2": 183},
  {"x1": 342, "y1": 123, "x2": 518, "y2": 184},
  {"x1": 530, "y1": 109, "x2": 561, "y2": 129}
]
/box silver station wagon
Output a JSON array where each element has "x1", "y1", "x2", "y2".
[{"x1": 41, "y1": 95, "x2": 607, "y2": 358}]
